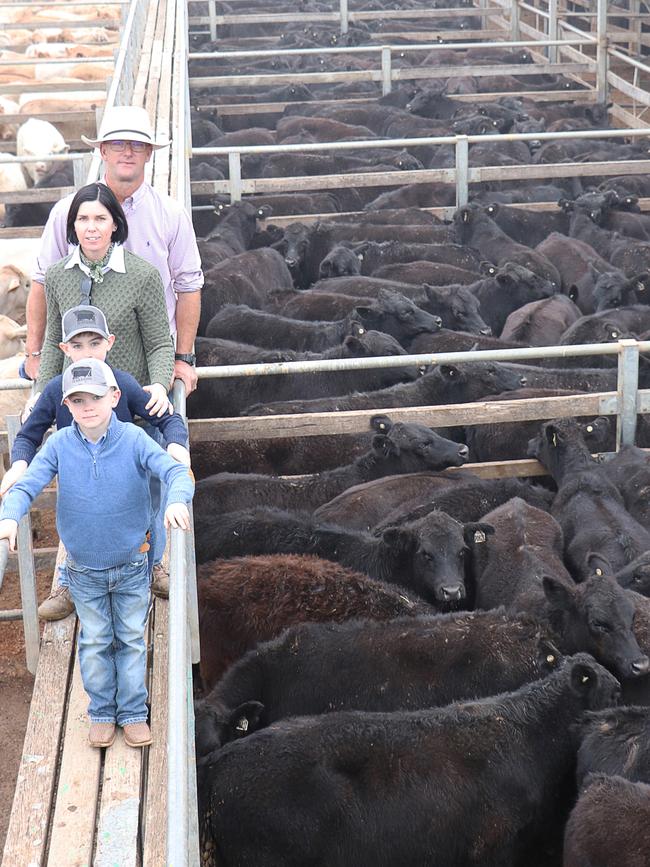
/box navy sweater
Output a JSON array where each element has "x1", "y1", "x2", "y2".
[
  {"x1": 11, "y1": 366, "x2": 187, "y2": 465},
  {"x1": 1, "y1": 414, "x2": 194, "y2": 569}
]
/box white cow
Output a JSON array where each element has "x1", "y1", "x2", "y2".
[
  {"x1": 0, "y1": 96, "x2": 19, "y2": 143},
  {"x1": 0, "y1": 266, "x2": 29, "y2": 324},
  {"x1": 16, "y1": 118, "x2": 69, "y2": 185}
]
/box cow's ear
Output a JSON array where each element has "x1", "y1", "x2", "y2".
[
  {"x1": 539, "y1": 639, "x2": 562, "y2": 673},
  {"x1": 542, "y1": 573, "x2": 575, "y2": 607},
  {"x1": 495, "y1": 270, "x2": 513, "y2": 287},
  {"x1": 558, "y1": 198, "x2": 573, "y2": 212},
  {"x1": 463, "y1": 522, "x2": 495, "y2": 547},
  {"x1": 544, "y1": 422, "x2": 562, "y2": 447},
  {"x1": 585, "y1": 552, "x2": 612, "y2": 578},
  {"x1": 569, "y1": 659, "x2": 601, "y2": 699},
  {"x1": 568, "y1": 285, "x2": 579, "y2": 303},
  {"x1": 439, "y1": 363, "x2": 461, "y2": 381},
  {"x1": 382, "y1": 525, "x2": 414, "y2": 553},
  {"x1": 228, "y1": 701, "x2": 264, "y2": 739},
  {"x1": 369, "y1": 414, "x2": 393, "y2": 434},
  {"x1": 372, "y1": 432, "x2": 399, "y2": 457},
  {"x1": 353, "y1": 305, "x2": 374, "y2": 320},
  {"x1": 343, "y1": 335, "x2": 364, "y2": 353},
  {"x1": 629, "y1": 271, "x2": 650, "y2": 294}
]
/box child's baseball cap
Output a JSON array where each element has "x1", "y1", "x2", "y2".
[
  {"x1": 62, "y1": 305, "x2": 110, "y2": 343},
  {"x1": 61, "y1": 358, "x2": 118, "y2": 403}
]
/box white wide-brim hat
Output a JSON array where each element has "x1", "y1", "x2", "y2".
[{"x1": 81, "y1": 106, "x2": 171, "y2": 150}]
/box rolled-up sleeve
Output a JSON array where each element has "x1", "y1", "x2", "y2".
[
  {"x1": 32, "y1": 197, "x2": 72, "y2": 284},
  {"x1": 168, "y1": 206, "x2": 203, "y2": 294}
]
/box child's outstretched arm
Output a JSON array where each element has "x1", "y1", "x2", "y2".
[
  {"x1": 0, "y1": 519, "x2": 18, "y2": 551},
  {"x1": 0, "y1": 461, "x2": 28, "y2": 497},
  {"x1": 165, "y1": 502, "x2": 191, "y2": 530},
  {"x1": 166, "y1": 442, "x2": 191, "y2": 466}
]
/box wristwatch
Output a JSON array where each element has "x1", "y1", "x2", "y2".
[{"x1": 175, "y1": 352, "x2": 196, "y2": 366}]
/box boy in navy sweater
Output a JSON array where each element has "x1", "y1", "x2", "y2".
[
  {"x1": 1, "y1": 305, "x2": 189, "y2": 620},
  {"x1": 0, "y1": 358, "x2": 194, "y2": 748}
]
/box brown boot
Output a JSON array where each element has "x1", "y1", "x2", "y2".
[
  {"x1": 89, "y1": 722, "x2": 116, "y2": 748},
  {"x1": 151, "y1": 563, "x2": 169, "y2": 599},
  {"x1": 38, "y1": 585, "x2": 75, "y2": 621},
  {"x1": 123, "y1": 722, "x2": 152, "y2": 747}
]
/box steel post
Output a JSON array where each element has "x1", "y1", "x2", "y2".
[
  {"x1": 616, "y1": 339, "x2": 640, "y2": 449},
  {"x1": 455, "y1": 135, "x2": 469, "y2": 207},
  {"x1": 340, "y1": 0, "x2": 348, "y2": 34},
  {"x1": 381, "y1": 46, "x2": 392, "y2": 95},
  {"x1": 596, "y1": 0, "x2": 608, "y2": 104},
  {"x1": 548, "y1": 0, "x2": 558, "y2": 62},
  {"x1": 228, "y1": 151, "x2": 243, "y2": 201}
]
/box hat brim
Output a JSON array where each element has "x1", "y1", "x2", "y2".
[
  {"x1": 61, "y1": 383, "x2": 111, "y2": 404},
  {"x1": 62, "y1": 326, "x2": 110, "y2": 343},
  {"x1": 81, "y1": 133, "x2": 170, "y2": 150}
]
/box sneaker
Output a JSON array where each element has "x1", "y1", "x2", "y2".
[
  {"x1": 38, "y1": 585, "x2": 75, "y2": 621},
  {"x1": 123, "y1": 722, "x2": 152, "y2": 747},
  {"x1": 151, "y1": 563, "x2": 169, "y2": 599},
  {"x1": 89, "y1": 722, "x2": 116, "y2": 748}
]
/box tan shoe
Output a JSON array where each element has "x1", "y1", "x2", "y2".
[
  {"x1": 123, "y1": 721, "x2": 152, "y2": 747},
  {"x1": 38, "y1": 585, "x2": 75, "y2": 621},
  {"x1": 89, "y1": 722, "x2": 116, "y2": 748},
  {"x1": 151, "y1": 563, "x2": 169, "y2": 599}
]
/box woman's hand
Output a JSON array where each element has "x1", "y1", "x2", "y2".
[
  {"x1": 167, "y1": 443, "x2": 191, "y2": 466},
  {"x1": 143, "y1": 383, "x2": 172, "y2": 417},
  {"x1": 0, "y1": 518, "x2": 19, "y2": 551},
  {"x1": 0, "y1": 460, "x2": 28, "y2": 497},
  {"x1": 164, "y1": 502, "x2": 191, "y2": 530}
]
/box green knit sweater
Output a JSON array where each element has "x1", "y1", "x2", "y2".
[{"x1": 37, "y1": 249, "x2": 174, "y2": 391}]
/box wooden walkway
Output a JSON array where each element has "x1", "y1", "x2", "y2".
[{"x1": 0, "y1": 0, "x2": 190, "y2": 863}]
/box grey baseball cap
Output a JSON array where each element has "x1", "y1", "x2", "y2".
[
  {"x1": 62, "y1": 305, "x2": 110, "y2": 343},
  {"x1": 61, "y1": 358, "x2": 118, "y2": 403}
]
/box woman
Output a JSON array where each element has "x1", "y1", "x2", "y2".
[{"x1": 35, "y1": 182, "x2": 173, "y2": 415}]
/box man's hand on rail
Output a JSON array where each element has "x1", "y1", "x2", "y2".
[
  {"x1": 164, "y1": 502, "x2": 191, "y2": 531},
  {"x1": 143, "y1": 383, "x2": 173, "y2": 417},
  {"x1": 20, "y1": 393, "x2": 40, "y2": 423},
  {"x1": 173, "y1": 360, "x2": 198, "y2": 395},
  {"x1": 0, "y1": 461, "x2": 28, "y2": 497},
  {"x1": 24, "y1": 354, "x2": 41, "y2": 382},
  {"x1": 166, "y1": 443, "x2": 191, "y2": 467},
  {"x1": 0, "y1": 519, "x2": 19, "y2": 551}
]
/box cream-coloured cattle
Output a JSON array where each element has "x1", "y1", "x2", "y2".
[
  {"x1": 16, "y1": 118, "x2": 69, "y2": 185},
  {"x1": 0, "y1": 164, "x2": 28, "y2": 221},
  {"x1": 25, "y1": 42, "x2": 113, "y2": 59},
  {"x1": 34, "y1": 61, "x2": 113, "y2": 82},
  {"x1": 0, "y1": 317, "x2": 26, "y2": 360},
  {"x1": 0, "y1": 353, "x2": 31, "y2": 424},
  {"x1": 0, "y1": 266, "x2": 29, "y2": 324}
]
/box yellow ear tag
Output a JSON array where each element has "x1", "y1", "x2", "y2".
[
  {"x1": 546, "y1": 654, "x2": 555, "y2": 664},
  {"x1": 552, "y1": 433, "x2": 558, "y2": 447},
  {"x1": 595, "y1": 568, "x2": 603, "y2": 576}
]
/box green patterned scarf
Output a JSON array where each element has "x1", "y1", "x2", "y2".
[{"x1": 79, "y1": 243, "x2": 114, "y2": 284}]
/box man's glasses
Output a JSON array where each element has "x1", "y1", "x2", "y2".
[{"x1": 104, "y1": 140, "x2": 149, "y2": 153}]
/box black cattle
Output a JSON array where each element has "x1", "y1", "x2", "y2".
[
  {"x1": 597, "y1": 444, "x2": 650, "y2": 532},
  {"x1": 2, "y1": 163, "x2": 74, "y2": 228},
  {"x1": 194, "y1": 505, "x2": 490, "y2": 607},
  {"x1": 571, "y1": 189, "x2": 650, "y2": 241},
  {"x1": 189, "y1": 331, "x2": 415, "y2": 419},
  {"x1": 313, "y1": 471, "x2": 478, "y2": 533},
  {"x1": 576, "y1": 706, "x2": 650, "y2": 786},
  {"x1": 500, "y1": 294, "x2": 582, "y2": 345},
  {"x1": 528, "y1": 418, "x2": 650, "y2": 579},
  {"x1": 564, "y1": 202, "x2": 650, "y2": 276},
  {"x1": 409, "y1": 328, "x2": 527, "y2": 355},
  {"x1": 611, "y1": 552, "x2": 650, "y2": 597},
  {"x1": 278, "y1": 290, "x2": 374, "y2": 321},
  {"x1": 242, "y1": 359, "x2": 527, "y2": 416},
  {"x1": 469, "y1": 262, "x2": 557, "y2": 335},
  {"x1": 198, "y1": 201, "x2": 269, "y2": 265},
  {"x1": 373, "y1": 261, "x2": 480, "y2": 286},
  {"x1": 453, "y1": 202, "x2": 561, "y2": 287},
  {"x1": 473, "y1": 498, "x2": 649, "y2": 681},
  {"x1": 564, "y1": 775, "x2": 650, "y2": 867},
  {"x1": 353, "y1": 239, "x2": 483, "y2": 276},
  {"x1": 371, "y1": 477, "x2": 554, "y2": 530},
  {"x1": 193, "y1": 417, "x2": 469, "y2": 516},
  {"x1": 593, "y1": 269, "x2": 650, "y2": 311},
  {"x1": 502, "y1": 362, "x2": 617, "y2": 392},
  {"x1": 536, "y1": 232, "x2": 613, "y2": 304},
  {"x1": 195, "y1": 610, "x2": 561, "y2": 752},
  {"x1": 197, "y1": 554, "x2": 428, "y2": 687},
  {"x1": 481, "y1": 201, "x2": 569, "y2": 247},
  {"x1": 199, "y1": 655, "x2": 620, "y2": 867},
  {"x1": 318, "y1": 245, "x2": 362, "y2": 279}
]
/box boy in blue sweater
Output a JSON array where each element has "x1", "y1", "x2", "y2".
[
  {"x1": 1, "y1": 305, "x2": 189, "y2": 620},
  {"x1": 0, "y1": 358, "x2": 194, "y2": 748}
]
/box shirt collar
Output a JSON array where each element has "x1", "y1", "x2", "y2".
[
  {"x1": 110, "y1": 179, "x2": 149, "y2": 213},
  {"x1": 64, "y1": 243, "x2": 126, "y2": 275}
]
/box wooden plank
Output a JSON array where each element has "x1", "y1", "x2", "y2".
[
  {"x1": 142, "y1": 600, "x2": 168, "y2": 867},
  {"x1": 152, "y1": 0, "x2": 175, "y2": 196},
  {"x1": 469, "y1": 158, "x2": 650, "y2": 184},
  {"x1": 46, "y1": 657, "x2": 101, "y2": 866},
  {"x1": 0, "y1": 80, "x2": 108, "y2": 94},
  {"x1": 1, "y1": 547, "x2": 74, "y2": 867},
  {"x1": 94, "y1": 733, "x2": 142, "y2": 867},
  {"x1": 143, "y1": 0, "x2": 167, "y2": 188},
  {"x1": 132, "y1": 0, "x2": 160, "y2": 109},
  {"x1": 450, "y1": 456, "x2": 547, "y2": 478},
  {"x1": 0, "y1": 187, "x2": 75, "y2": 205},
  {"x1": 187, "y1": 391, "x2": 620, "y2": 441},
  {"x1": 0, "y1": 111, "x2": 92, "y2": 125}
]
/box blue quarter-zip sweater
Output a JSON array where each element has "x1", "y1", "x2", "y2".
[{"x1": 0, "y1": 413, "x2": 194, "y2": 569}]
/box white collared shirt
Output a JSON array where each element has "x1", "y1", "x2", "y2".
[{"x1": 64, "y1": 243, "x2": 126, "y2": 277}]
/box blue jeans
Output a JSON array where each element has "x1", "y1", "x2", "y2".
[{"x1": 67, "y1": 555, "x2": 150, "y2": 726}]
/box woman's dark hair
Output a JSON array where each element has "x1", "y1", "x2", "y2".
[{"x1": 65, "y1": 182, "x2": 128, "y2": 246}]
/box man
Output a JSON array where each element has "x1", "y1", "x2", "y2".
[{"x1": 25, "y1": 105, "x2": 203, "y2": 394}]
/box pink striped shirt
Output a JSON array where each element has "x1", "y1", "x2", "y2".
[{"x1": 33, "y1": 181, "x2": 203, "y2": 333}]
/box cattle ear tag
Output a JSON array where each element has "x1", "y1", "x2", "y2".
[
  {"x1": 611, "y1": 331, "x2": 618, "y2": 339},
  {"x1": 462, "y1": 211, "x2": 469, "y2": 222},
  {"x1": 595, "y1": 568, "x2": 603, "y2": 576},
  {"x1": 581, "y1": 674, "x2": 589, "y2": 684},
  {"x1": 552, "y1": 433, "x2": 558, "y2": 447},
  {"x1": 235, "y1": 717, "x2": 249, "y2": 733},
  {"x1": 586, "y1": 425, "x2": 593, "y2": 433},
  {"x1": 357, "y1": 253, "x2": 364, "y2": 260},
  {"x1": 637, "y1": 282, "x2": 645, "y2": 292},
  {"x1": 474, "y1": 530, "x2": 486, "y2": 543},
  {"x1": 546, "y1": 654, "x2": 555, "y2": 664}
]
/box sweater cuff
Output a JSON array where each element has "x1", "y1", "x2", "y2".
[
  {"x1": 0, "y1": 504, "x2": 24, "y2": 524},
  {"x1": 10, "y1": 443, "x2": 35, "y2": 465}
]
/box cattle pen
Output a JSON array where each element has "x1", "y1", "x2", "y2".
[{"x1": 2, "y1": 0, "x2": 650, "y2": 864}]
